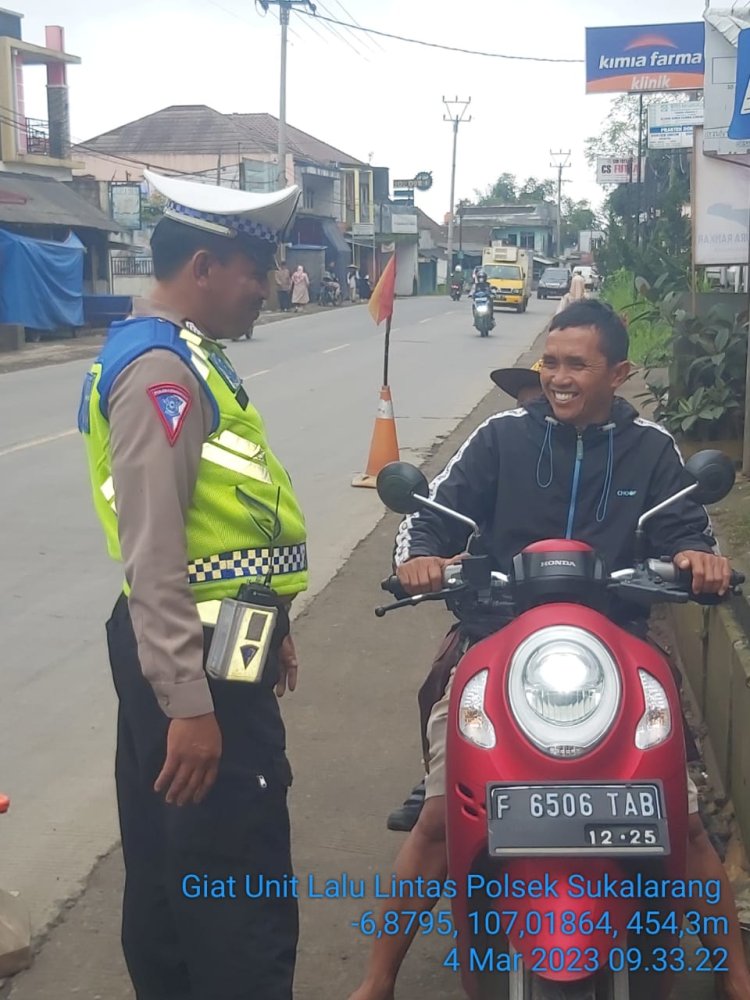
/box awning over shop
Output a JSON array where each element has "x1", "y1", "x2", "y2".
[
  {"x1": 321, "y1": 218, "x2": 350, "y2": 255},
  {"x1": 0, "y1": 173, "x2": 121, "y2": 231}
]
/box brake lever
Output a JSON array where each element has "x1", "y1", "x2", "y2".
[
  {"x1": 607, "y1": 579, "x2": 690, "y2": 606},
  {"x1": 375, "y1": 586, "x2": 466, "y2": 618}
]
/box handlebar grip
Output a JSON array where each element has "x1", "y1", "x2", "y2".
[
  {"x1": 381, "y1": 576, "x2": 409, "y2": 601},
  {"x1": 675, "y1": 567, "x2": 745, "y2": 590}
]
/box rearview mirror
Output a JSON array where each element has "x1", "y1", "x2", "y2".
[
  {"x1": 685, "y1": 450, "x2": 736, "y2": 506},
  {"x1": 376, "y1": 462, "x2": 429, "y2": 515}
]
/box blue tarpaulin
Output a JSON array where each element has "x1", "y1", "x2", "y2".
[{"x1": 0, "y1": 228, "x2": 85, "y2": 330}]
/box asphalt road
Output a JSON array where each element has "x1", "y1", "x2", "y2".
[{"x1": 0, "y1": 295, "x2": 552, "y2": 940}]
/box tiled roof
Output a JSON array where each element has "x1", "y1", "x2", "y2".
[
  {"x1": 77, "y1": 105, "x2": 364, "y2": 166},
  {"x1": 228, "y1": 113, "x2": 363, "y2": 165}
]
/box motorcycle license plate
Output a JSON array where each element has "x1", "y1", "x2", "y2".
[{"x1": 486, "y1": 782, "x2": 669, "y2": 858}]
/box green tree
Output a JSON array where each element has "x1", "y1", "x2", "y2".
[
  {"x1": 562, "y1": 198, "x2": 597, "y2": 249},
  {"x1": 518, "y1": 176, "x2": 556, "y2": 202},
  {"x1": 141, "y1": 192, "x2": 167, "y2": 226},
  {"x1": 586, "y1": 94, "x2": 692, "y2": 278},
  {"x1": 473, "y1": 173, "x2": 558, "y2": 205},
  {"x1": 474, "y1": 172, "x2": 518, "y2": 204}
]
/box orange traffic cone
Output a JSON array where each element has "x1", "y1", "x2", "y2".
[{"x1": 352, "y1": 385, "x2": 400, "y2": 488}]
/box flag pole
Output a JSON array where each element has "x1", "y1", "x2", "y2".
[
  {"x1": 383, "y1": 315, "x2": 392, "y2": 388},
  {"x1": 352, "y1": 253, "x2": 400, "y2": 488}
]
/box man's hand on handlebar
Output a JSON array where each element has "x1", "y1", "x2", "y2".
[
  {"x1": 673, "y1": 550, "x2": 733, "y2": 597},
  {"x1": 397, "y1": 555, "x2": 464, "y2": 595}
]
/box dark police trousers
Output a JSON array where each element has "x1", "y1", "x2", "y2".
[{"x1": 106, "y1": 594, "x2": 298, "y2": 1000}]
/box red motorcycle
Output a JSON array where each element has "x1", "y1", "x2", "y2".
[{"x1": 376, "y1": 452, "x2": 742, "y2": 1000}]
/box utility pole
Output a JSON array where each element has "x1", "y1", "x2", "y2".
[
  {"x1": 259, "y1": 0, "x2": 317, "y2": 189},
  {"x1": 550, "y1": 150, "x2": 571, "y2": 260},
  {"x1": 443, "y1": 97, "x2": 471, "y2": 284}
]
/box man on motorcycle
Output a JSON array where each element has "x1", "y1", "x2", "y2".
[
  {"x1": 320, "y1": 265, "x2": 341, "y2": 304},
  {"x1": 348, "y1": 299, "x2": 750, "y2": 1000},
  {"x1": 387, "y1": 361, "x2": 544, "y2": 835},
  {"x1": 471, "y1": 269, "x2": 495, "y2": 331}
]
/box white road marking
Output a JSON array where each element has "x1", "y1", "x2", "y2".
[
  {"x1": 243, "y1": 369, "x2": 271, "y2": 380},
  {"x1": 323, "y1": 344, "x2": 350, "y2": 354},
  {"x1": 419, "y1": 318, "x2": 431, "y2": 324},
  {"x1": 0, "y1": 428, "x2": 77, "y2": 458}
]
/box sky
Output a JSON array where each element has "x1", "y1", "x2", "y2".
[{"x1": 17, "y1": 0, "x2": 703, "y2": 222}]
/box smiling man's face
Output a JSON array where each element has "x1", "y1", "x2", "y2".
[{"x1": 540, "y1": 326, "x2": 630, "y2": 430}]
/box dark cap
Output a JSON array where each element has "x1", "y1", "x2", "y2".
[{"x1": 490, "y1": 359, "x2": 542, "y2": 399}]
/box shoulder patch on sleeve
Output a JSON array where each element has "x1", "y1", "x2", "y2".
[{"x1": 146, "y1": 383, "x2": 193, "y2": 446}]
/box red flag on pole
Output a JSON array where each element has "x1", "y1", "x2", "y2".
[{"x1": 368, "y1": 254, "x2": 397, "y2": 326}]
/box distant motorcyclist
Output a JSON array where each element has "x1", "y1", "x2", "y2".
[
  {"x1": 471, "y1": 268, "x2": 491, "y2": 295},
  {"x1": 470, "y1": 269, "x2": 495, "y2": 332},
  {"x1": 450, "y1": 265, "x2": 464, "y2": 300},
  {"x1": 319, "y1": 266, "x2": 341, "y2": 305}
]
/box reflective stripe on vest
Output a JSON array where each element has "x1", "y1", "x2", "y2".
[
  {"x1": 202, "y1": 432, "x2": 272, "y2": 484},
  {"x1": 102, "y1": 433, "x2": 273, "y2": 511},
  {"x1": 101, "y1": 476, "x2": 116, "y2": 513},
  {"x1": 180, "y1": 329, "x2": 211, "y2": 380}
]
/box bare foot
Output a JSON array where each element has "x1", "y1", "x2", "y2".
[
  {"x1": 347, "y1": 980, "x2": 395, "y2": 1000},
  {"x1": 716, "y1": 972, "x2": 750, "y2": 1000}
]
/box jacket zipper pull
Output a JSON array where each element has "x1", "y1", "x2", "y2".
[
  {"x1": 257, "y1": 774, "x2": 267, "y2": 789},
  {"x1": 576, "y1": 433, "x2": 584, "y2": 460}
]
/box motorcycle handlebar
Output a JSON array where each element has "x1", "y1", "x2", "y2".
[{"x1": 382, "y1": 562, "x2": 744, "y2": 601}]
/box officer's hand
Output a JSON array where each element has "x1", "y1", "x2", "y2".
[
  {"x1": 396, "y1": 556, "x2": 457, "y2": 595},
  {"x1": 154, "y1": 714, "x2": 222, "y2": 807},
  {"x1": 276, "y1": 635, "x2": 298, "y2": 698},
  {"x1": 674, "y1": 550, "x2": 732, "y2": 596}
]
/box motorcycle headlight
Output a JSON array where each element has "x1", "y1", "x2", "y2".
[
  {"x1": 508, "y1": 626, "x2": 620, "y2": 758},
  {"x1": 458, "y1": 669, "x2": 496, "y2": 749},
  {"x1": 635, "y1": 669, "x2": 671, "y2": 749}
]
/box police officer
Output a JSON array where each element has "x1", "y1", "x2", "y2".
[{"x1": 78, "y1": 171, "x2": 307, "y2": 999}]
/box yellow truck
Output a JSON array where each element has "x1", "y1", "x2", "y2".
[{"x1": 481, "y1": 245, "x2": 532, "y2": 313}]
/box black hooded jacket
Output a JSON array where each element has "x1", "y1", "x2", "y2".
[{"x1": 395, "y1": 397, "x2": 715, "y2": 578}]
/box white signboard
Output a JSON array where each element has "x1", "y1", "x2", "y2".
[
  {"x1": 693, "y1": 127, "x2": 750, "y2": 265},
  {"x1": 648, "y1": 102, "x2": 703, "y2": 148},
  {"x1": 390, "y1": 214, "x2": 418, "y2": 235},
  {"x1": 704, "y1": 13, "x2": 750, "y2": 156},
  {"x1": 596, "y1": 156, "x2": 645, "y2": 184},
  {"x1": 352, "y1": 222, "x2": 375, "y2": 237}
]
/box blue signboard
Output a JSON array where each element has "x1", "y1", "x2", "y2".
[
  {"x1": 585, "y1": 22, "x2": 705, "y2": 94},
  {"x1": 729, "y1": 28, "x2": 750, "y2": 140}
]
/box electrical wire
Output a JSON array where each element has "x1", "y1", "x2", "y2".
[
  {"x1": 315, "y1": 1, "x2": 369, "y2": 58},
  {"x1": 329, "y1": 0, "x2": 385, "y2": 52},
  {"x1": 294, "y1": 11, "x2": 334, "y2": 46},
  {"x1": 296, "y1": 9, "x2": 583, "y2": 63},
  {"x1": 0, "y1": 105, "x2": 255, "y2": 179},
  {"x1": 308, "y1": 4, "x2": 368, "y2": 59}
]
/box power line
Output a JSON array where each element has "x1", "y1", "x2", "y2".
[
  {"x1": 0, "y1": 105, "x2": 256, "y2": 181},
  {"x1": 293, "y1": 11, "x2": 330, "y2": 44},
  {"x1": 310, "y1": 2, "x2": 368, "y2": 59},
  {"x1": 296, "y1": 10, "x2": 583, "y2": 63},
  {"x1": 315, "y1": 1, "x2": 369, "y2": 57},
  {"x1": 329, "y1": 0, "x2": 385, "y2": 52}
]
